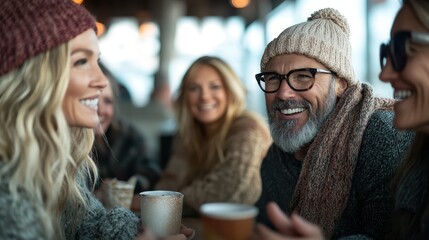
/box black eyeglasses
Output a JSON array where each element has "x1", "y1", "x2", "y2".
[
  {"x1": 380, "y1": 31, "x2": 429, "y2": 71},
  {"x1": 255, "y1": 68, "x2": 335, "y2": 93}
]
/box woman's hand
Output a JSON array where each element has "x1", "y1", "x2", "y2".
[
  {"x1": 253, "y1": 202, "x2": 324, "y2": 240},
  {"x1": 135, "y1": 228, "x2": 156, "y2": 240},
  {"x1": 178, "y1": 224, "x2": 195, "y2": 240}
]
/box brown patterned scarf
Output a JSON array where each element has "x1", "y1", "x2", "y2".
[{"x1": 291, "y1": 83, "x2": 394, "y2": 238}]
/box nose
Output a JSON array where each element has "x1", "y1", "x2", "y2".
[
  {"x1": 200, "y1": 86, "x2": 211, "y2": 100},
  {"x1": 275, "y1": 78, "x2": 297, "y2": 100},
  {"x1": 93, "y1": 65, "x2": 109, "y2": 90},
  {"x1": 379, "y1": 58, "x2": 400, "y2": 84}
]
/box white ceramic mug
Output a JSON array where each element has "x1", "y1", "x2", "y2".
[{"x1": 140, "y1": 190, "x2": 184, "y2": 238}]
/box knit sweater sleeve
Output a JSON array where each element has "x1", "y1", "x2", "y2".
[
  {"x1": 255, "y1": 144, "x2": 301, "y2": 229},
  {"x1": 255, "y1": 145, "x2": 278, "y2": 227},
  {"x1": 0, "y1": 188, "x2": 48, "y2": 239},
  {"x1": 181, "y1": 115, "x2": 272, "y2": 210},
  {"x1": 63, "y1": 184, "x2": 140, "y2": 240},
  {"x1": 335, "y1": 110, "x2": 414, "y2": 239},
  {"x1": 155, "y1": 146, "x2": 190, "y2": 192}
]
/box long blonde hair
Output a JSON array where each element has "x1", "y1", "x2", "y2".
[
  {"x1": 0, "y1": 42, "x2": 97, "y2": 238},
  {"x1": 174, "y1": 56, "x2": 247, "y2": 178}
]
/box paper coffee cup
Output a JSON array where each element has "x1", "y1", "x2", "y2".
[
  {"x1": 106, "y1": 180, "x2": 135, "y2": 209},
  {"x1": 200, "y1": 202, "x2": 258, "y2": 240}
]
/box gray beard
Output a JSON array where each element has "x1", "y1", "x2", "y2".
[{"x1": 268, "y1": 81, "x2": 337, "y2": 153}]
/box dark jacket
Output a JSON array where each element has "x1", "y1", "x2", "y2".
[
  {"x1": 256, "y1": 110, "x2": 414, "y2": 239},
  {"x1": 94, "y1": 120, "x2": 161, "y2": 193}
]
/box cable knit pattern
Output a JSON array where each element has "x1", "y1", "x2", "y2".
[
  {"x1": 0, "y1": 168, "x2": 140, "y2": 240},
  {"x1": 0, "y1": 183, "x2": 48, "y2": 239},
  {"x1": 156, "y1": 112, "x2": 272, "y2": 211},
  {"x1": 61, "y1": 183, "x2": 140, "y2": 239},
  {"x1": 256, "y1": 110, "x2": 414, "y2": 239},
  {"x1": 0, "y1": 177, "x2": 140, "y2": 240},
  {"x1": 0, "y1": 178, "x2": 140, "y2": 239}
]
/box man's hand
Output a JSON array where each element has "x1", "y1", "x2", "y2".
[{"x1": 253, "y1": 202, "x2": 324, "y2": 240}]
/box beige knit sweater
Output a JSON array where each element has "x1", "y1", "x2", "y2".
[{"x1": 155, "y1": 112, "x2": 272, "y2": 212}]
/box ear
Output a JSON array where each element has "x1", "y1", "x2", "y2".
[{"x1": 335, "y1": 78, "x2": 348, "y2": 96}]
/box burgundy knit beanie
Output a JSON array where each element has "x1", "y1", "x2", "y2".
[{"x1": 0, "y1": 0, "x2": 96, "y2": 76}]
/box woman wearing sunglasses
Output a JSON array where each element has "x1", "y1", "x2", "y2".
[{"x1": 379, "y1": 0, "x2": 429, "y2": 238}]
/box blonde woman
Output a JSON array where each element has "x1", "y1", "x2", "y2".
[
  {"x1": 0, "y1": 0, "x2": 193, "y2": 239},
  {"x1": 156, "y1": 56, "x2": 272, "y2": 214}
]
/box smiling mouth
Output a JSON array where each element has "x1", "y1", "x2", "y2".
[
  {"x1": 279, "y1": 107, "x2": 306, "y2": 115},
  {"x1": 199, "y1": 104, "x2": 216, "y2": 111},
  {"x1": 394, "y1": 90, "x2": 412, "y2": 100},
  {"x1": 80, "y1": 98, "x2": 99, "y2": 110}
]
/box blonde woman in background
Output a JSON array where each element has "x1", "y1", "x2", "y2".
[{"x1": 156, "y1": 56, "x2": 272, "y2": 215}]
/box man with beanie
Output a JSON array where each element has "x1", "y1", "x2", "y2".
[{"x1": 254, "y1": 8, "x2": 413, "y2": 239}]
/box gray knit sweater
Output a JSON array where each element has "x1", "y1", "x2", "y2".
[
  {"x1": 255, "y1": 110, "x2": 414, "y2": 239},
  {"x1": 0, "y1": 179, "x2": 139, "y2": 239},
  {"x1": 0, "y1": 183, "x2": 48, "y2": 239}
]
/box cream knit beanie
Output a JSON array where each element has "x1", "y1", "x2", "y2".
[{"x1": 260, "y1": 8, "x2": 357, "y2": 86}]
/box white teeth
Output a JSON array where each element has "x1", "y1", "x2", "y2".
[
  {"x1": 394, "y1": 90, "x2": 412, "y2": 100},
  {"x1": 280, "y1": 108, "x2": 305, "y2": 115},
  {"x1": 80, "y1": 98, "x2": 99, "y2": 110},
  {"x1": 199, "y1": 104, "x2": 215, "y2": 110}
]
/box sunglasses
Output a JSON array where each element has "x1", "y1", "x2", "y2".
[{"x1": 380, "y1": 31, "x2": 429, "y2": 71}]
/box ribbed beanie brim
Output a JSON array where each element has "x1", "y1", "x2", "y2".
[
  {"x1": 261, "y1": 8, "x2": 357, "y2": 86},
  {"x1": 0, "y1": 0, "x2": 96, "y2": 76}
]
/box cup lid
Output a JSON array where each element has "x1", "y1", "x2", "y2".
[
  {"x1": 200, "y1": 202, "x2": 258, "y2": 220},
  {"x1": 139, "y1": 190, "x2": 183, "y2": 198}
]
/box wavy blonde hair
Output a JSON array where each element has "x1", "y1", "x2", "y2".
[
  {"x1": 0, "y1": 42, "x2": 97, "y2": 238},
  {"x1": 174, "y1": 56, "x2": 247, "y2": 178}
]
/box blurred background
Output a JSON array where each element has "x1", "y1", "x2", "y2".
[{"x1": 76, "y1": 0, "x2": 400, "y2": 159}]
